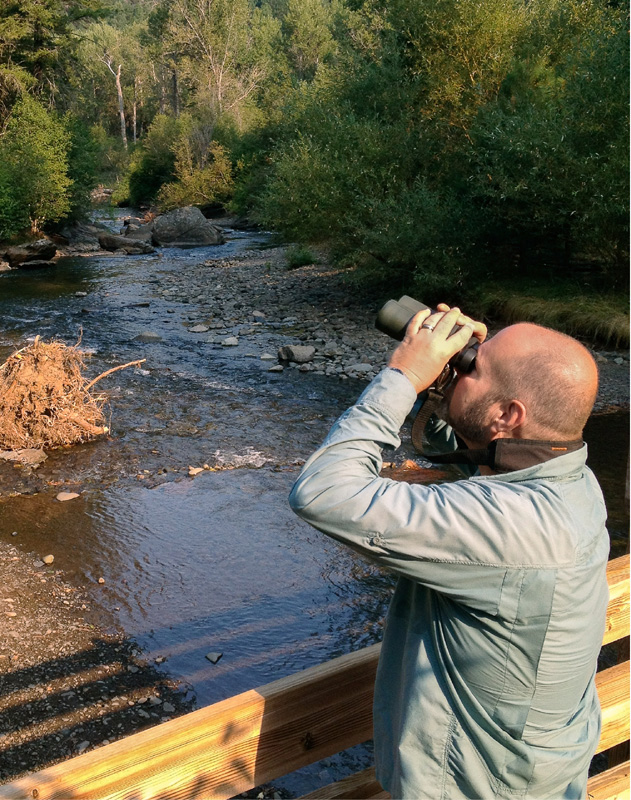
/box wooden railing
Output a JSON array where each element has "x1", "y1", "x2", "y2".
[{"x1": 1, "y1": 554, "x2": 628, "y2": 800}]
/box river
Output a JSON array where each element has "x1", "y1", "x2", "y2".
[{"x1": 0, "y1": 214, "x2": 628, "y2": 794}]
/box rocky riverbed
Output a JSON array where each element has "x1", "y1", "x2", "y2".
[
  {"x1": 148, "y1": 240, "x2": 629, "y2": 409},
  {"x1": 0, "y1": 229, "x2": 628, "y2": 791}
]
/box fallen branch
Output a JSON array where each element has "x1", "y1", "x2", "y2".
[{"x1": 85, "y1": 359, "x2": 146, "y2": 391}]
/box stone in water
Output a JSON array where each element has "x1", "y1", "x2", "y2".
[
  {"x1": 205, "y1": 652, "x2": 223, "y2": 664},
  {"x1": 57, "y1": 491, "x2": 80, "y2": 502}
]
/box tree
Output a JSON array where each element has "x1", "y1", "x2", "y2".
[
  {"x1": 0, "y1": 95, "x2": 72, "y2": 235},
  {"x1": 0, "y1": 0, "x2": 104, "y2": 115},
  {"x1": 283, "y1": 0, "x2": 338, "y2": 81},
  {"x1": 80, "y1": 22, "x2": 141, "y2": 148},
  {"x1": 162, "y1": 0, "x2": 282, "y2": 125}
]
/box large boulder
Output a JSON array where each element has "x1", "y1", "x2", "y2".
[
  {"x1": 3, "y1": 239, "x2": 57, "y2": 268},
  {"x1": 122, "y1": 223, "x2": 154, "y2": 243},
  {"x1": 57, "y1": 221, "x2": 113, "y2": 253},
  {"x1": 98, "y1": 233, "x2": 155, "y2": 254},
  {"x1": 151, "y1": 207, "x2": 225, "y2": 247}
]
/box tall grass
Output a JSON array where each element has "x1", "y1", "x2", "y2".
[{"x1": 473, "y1": 283, "x2": 629, "y2": 348}]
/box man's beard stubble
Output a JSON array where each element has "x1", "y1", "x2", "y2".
[{"x1": 436, "y1": 388, "x2": 497, "y2": 449}]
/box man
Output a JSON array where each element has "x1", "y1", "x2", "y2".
[{"x1": 289, "y1": 305, "x2": 609, "y2": 799}]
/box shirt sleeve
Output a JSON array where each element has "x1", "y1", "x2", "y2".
[{"x1": 289, "y1": 368, "x2": 558, "y2": 610}]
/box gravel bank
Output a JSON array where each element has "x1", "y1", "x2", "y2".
[{"x1": 0, "y1": 542, "x2": 195, "y2": 784}]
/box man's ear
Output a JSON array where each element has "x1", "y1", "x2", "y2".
[{"x1": 490, "y1": 399, "x2": 527, "y2": 437}]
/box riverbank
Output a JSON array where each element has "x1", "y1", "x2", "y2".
[
  {"x1": 0, "y1": 231, "x2": 628, "y2": 791},
  {"x1": 0, "y1": 541, "x2": 197, "y2": 784}
]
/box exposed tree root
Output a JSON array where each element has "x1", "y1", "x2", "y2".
[{"x1": 0, "y1": 338, "x2": 144, "y2": 450}]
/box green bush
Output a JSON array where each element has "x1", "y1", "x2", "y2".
[
  {"x1": 250, "y1": 0, "x2": 628, "y2": 296},
  {"x1": 0, "y1": 95, "x2": 71, "y2": 238},
  {"x1": 465, "y1": 6, "x2": 629, "y2": 283},
  {"x1": 89, "y1": 124, "x2": 131, "y2": 189},
  {"x1": 286, "y1": 244, "x2": 317, "y2": 269},
  {"x1": 63, "y1": 115, "x2": 101, "y2": 219},
  {"x1": 0, "y1": 162, "x2": 30, "y2": 240},
  {"x1": 127, "y1": 114, "x2": 184, "y2": 207},
  {"x1": 157, "y1": 142, "x2": 234, "y2": 211}
]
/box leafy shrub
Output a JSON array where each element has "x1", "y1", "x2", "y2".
[
  {"x1": 0, "y1": 162, "x2": 30, "y2": 240},
  {"x1": 286, "y1": 244, "x2": 317, "y2": 269},
  {"x1": 0, "y1": 95, "x2": 71, "y2": 237},
  {"x1": 465, "y1": 6, "x2": 629, "y2": 283},
  {"x1": 89, "y1": 124, "x2": 131, "y2": 188},
  {"x1": 63, "y1": 115, "x2": 101, "y2": 219},
  {"x1": 251, "y1": 0, "x2": 628, "y2": 295},
  {"x1": 157, "y1": 142, "x2": 234, "y2": 211},
  {"x1": 127, "y1": 114, "x2": 184, "y2": 207}
]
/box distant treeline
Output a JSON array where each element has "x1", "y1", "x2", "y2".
[{"x1": 1, "y1": 0, "x2": 628, "y2": 296}]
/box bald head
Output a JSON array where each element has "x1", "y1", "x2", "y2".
[{"x1": 485, "y1": 323, "x2": 599, "y2": 439}]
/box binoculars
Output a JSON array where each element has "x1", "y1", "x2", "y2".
[{"x1": 376, "y1": 295, "x2": 479, "y2": 374}]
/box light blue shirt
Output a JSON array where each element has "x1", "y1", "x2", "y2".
[{"x1": 289, "y1": 368, "x2": 609, "y2": 799}]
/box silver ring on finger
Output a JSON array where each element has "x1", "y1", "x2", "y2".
[{"x1": 421, "y1": 322, "x2": 436, "y2": 331}]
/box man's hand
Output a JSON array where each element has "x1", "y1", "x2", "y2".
[
  {"x1": 387, "y1": 305, "x2": 487, "y2": 394},
  {"x1": 435, "y1": 303, "x2": 487, "y2": 344}
]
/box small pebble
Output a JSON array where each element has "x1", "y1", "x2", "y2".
[
  {"x1": 56, "y1": 491, "x2": 80, "y2": 502},
  {"x1": 205, "y1": 652, "x2": 223, "y2": 664}
]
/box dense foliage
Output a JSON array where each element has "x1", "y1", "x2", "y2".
[{"x1": 0, "y1": 0, "x2": 627, "y2": 298}]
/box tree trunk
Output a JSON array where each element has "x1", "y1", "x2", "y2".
[
  {"x1": 115, "y1": 64, "x2": 128, "y2": 150},
  {"x1": 133, "y1": 76, "x2": 138, "y2": 144},
  {"x1": 172, "y1": 68, "x2": 179, "y2": 117},
  {"x1": 160, "y1": 69, "x2": 167, "y2": 114}
]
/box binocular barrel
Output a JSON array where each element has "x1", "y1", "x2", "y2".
[{"x1": 375, "y1": 295, "x2": 478, "y2": 374}]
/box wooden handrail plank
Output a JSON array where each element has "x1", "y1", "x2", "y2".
[
  {"x1": 300, "y1": 766, "x2": 390, "y2": 799},
  {"x1": 0, "y1": 645, "x2": 381, "y2": 800},
  {"x1": 298, "y1": 760, "x2": 631, "y2": 800},
  {"x1": 595, "y1": 662, "x2": 631, "y2": 755},
  {"x1": 604, "y1": 555, "x2": 630, "y2": 646},
  {"x1": 587, "y1": 760, "x2": 630, "y2": 800}
]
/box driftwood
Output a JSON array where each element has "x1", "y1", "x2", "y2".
[{"x1": 0, "y1": 337, "x2": 144, "y2": 450}]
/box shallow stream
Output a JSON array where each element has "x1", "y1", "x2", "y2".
[{"x1": 0, "y1": 215, "x2": 628, "y2": 794}]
